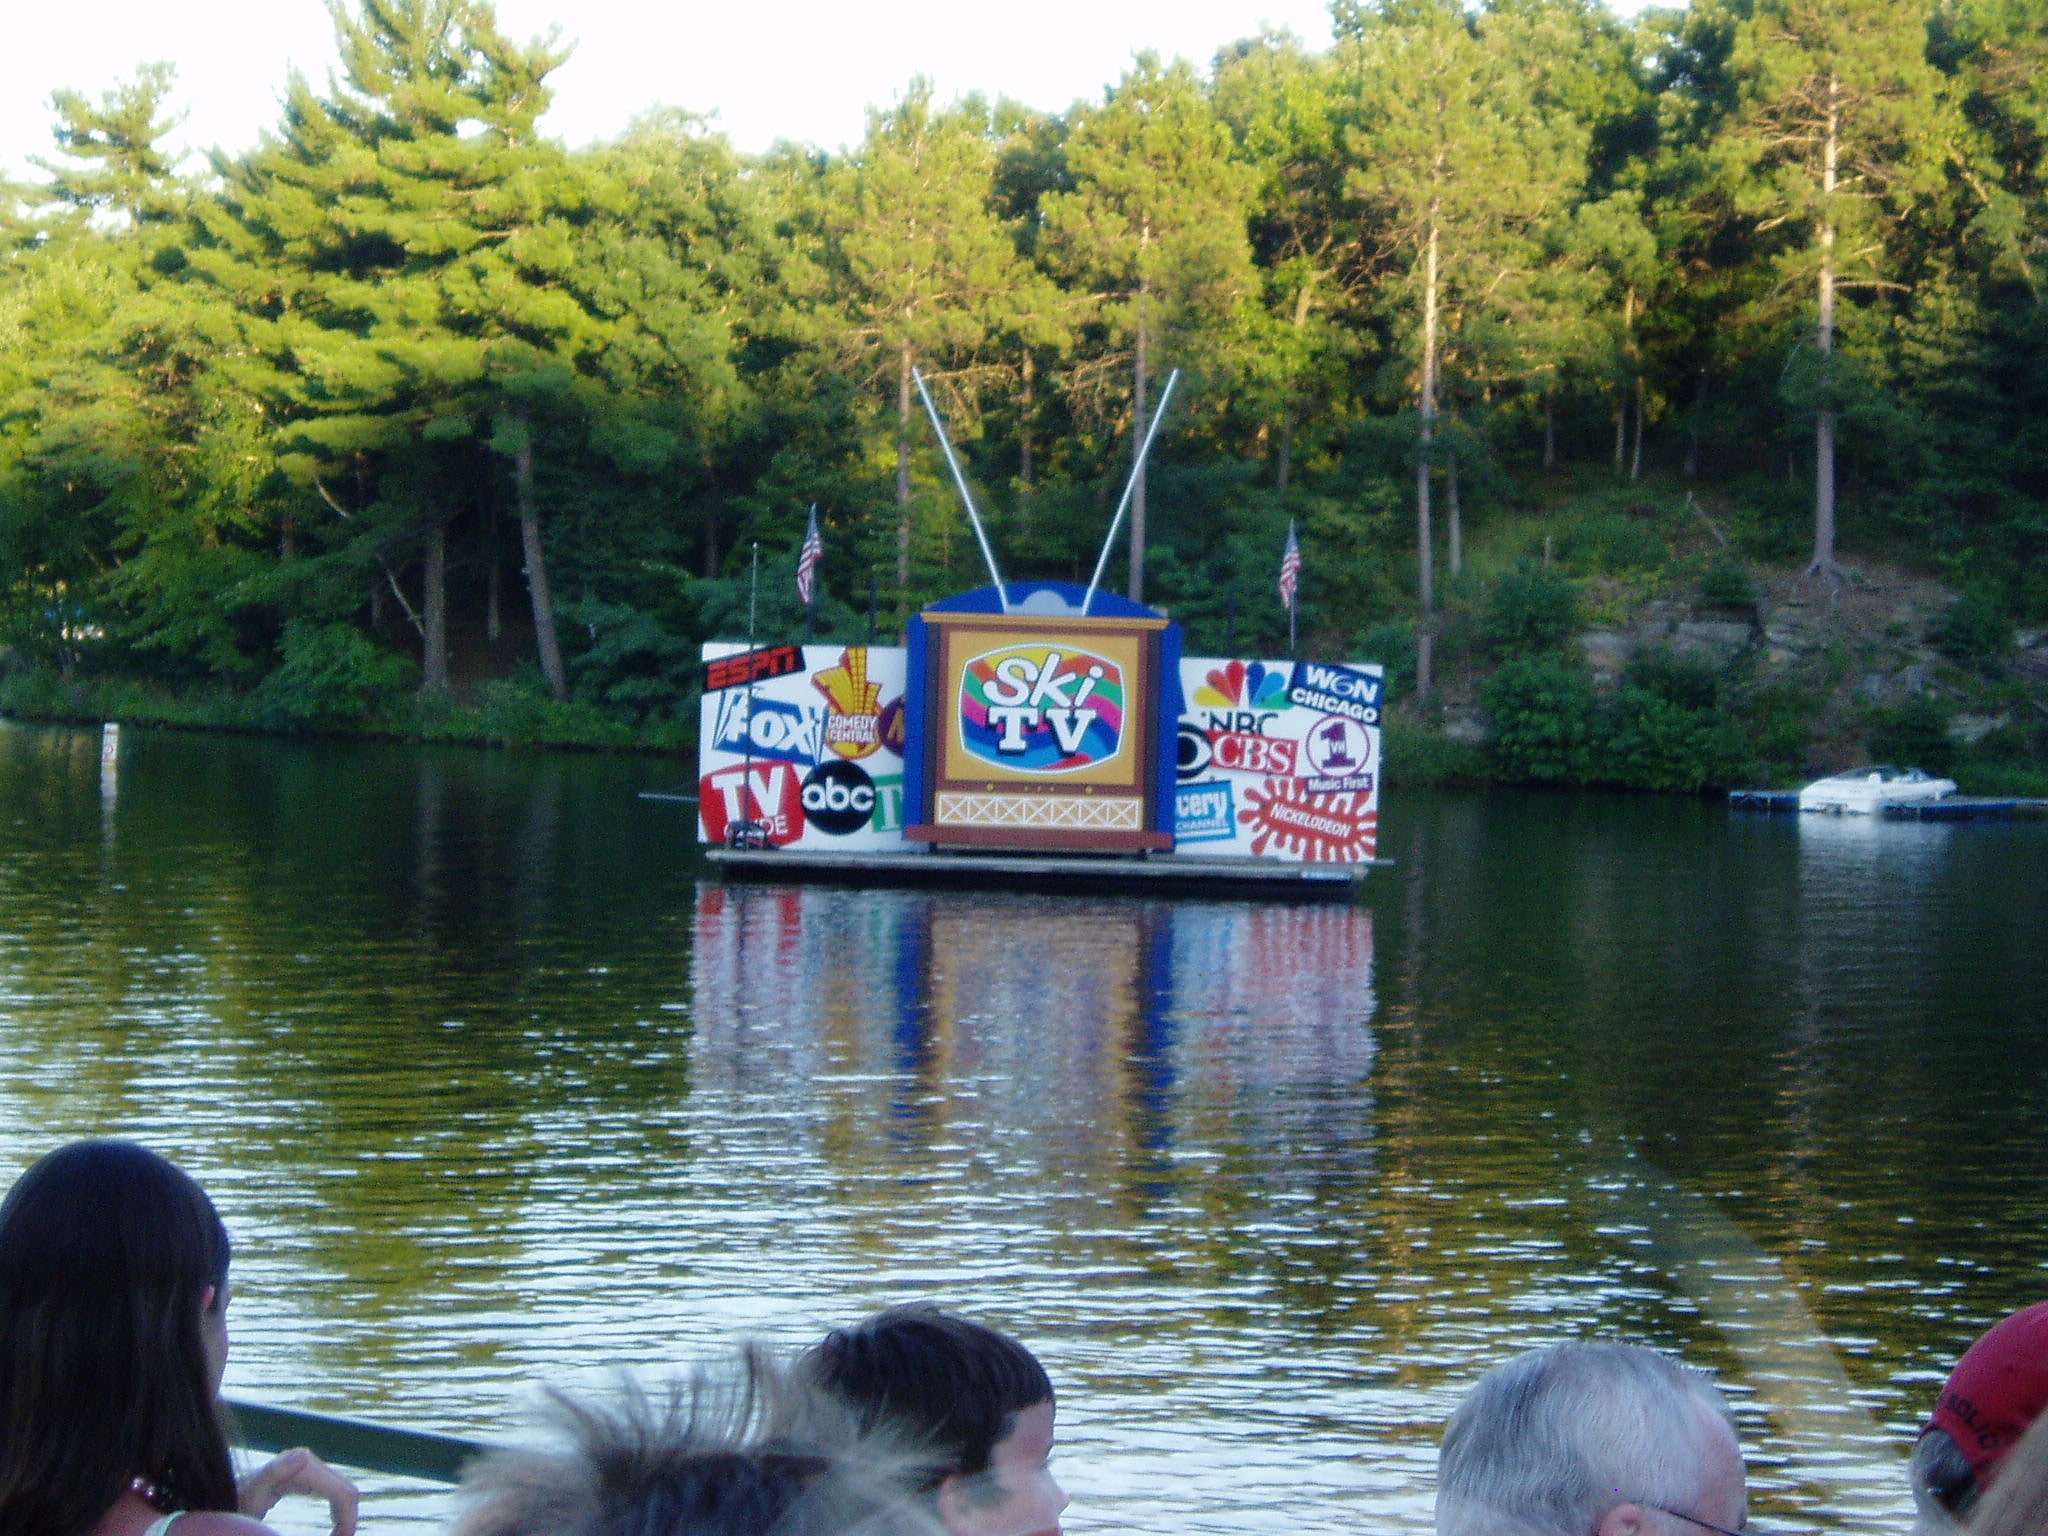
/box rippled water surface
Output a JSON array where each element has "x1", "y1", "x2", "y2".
[{"x1": 3, "y1": 722, "x2": 2046, "y2": 1535}]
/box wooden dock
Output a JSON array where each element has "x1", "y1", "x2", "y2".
[{"x1": 704, "y1": 847, "x2": 1373, "y2": 900}]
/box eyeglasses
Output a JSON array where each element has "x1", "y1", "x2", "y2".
[{"x1": 1642, "y1": 1503, "x2": 1746, "y2": 1536}]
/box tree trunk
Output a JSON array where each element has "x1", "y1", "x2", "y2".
[
  {"x1": 1810, "y1": 75, "x2": 1841, "y2": 580},
  {"x1": 1543, "y1": 384, "x2": 1556, "y2": 471},
  {"x1": 703, "y1": 512, "x2": 719, "y2": 579},
  {"x1": 896, "y1": 342, "x2": 913, "y2": 593},
  {"x1": 1684, "y1": 367, "x2": 1707, "y2": 478},
  {"x1": 1614, "y1": 286, "x2": 1635, "y2": 476},
  {"x1": 1128, "y1": 289, "x2": 1149, "y2": 604},
  {"x1": 421, "y1": 512, "x2": 449, "y2": 696},
  {"x1": 1629, "y1": 374, "x2": 1646, "y2": 482},
  {"x1": 1446, "y1": 450, "x2": 1463, "y2": 578},
  {"x1": 484, "y1": 479, "x2": 502, "y2": 646},
  {"x1": 1019, "y1": 349, "x2": 1034, "y2": 492},
  {"x1": 513, "y1": 401, "x2": 568, "y2": 701},
  {"x1": 1277, "y1": 404, "x2": 1293, "y2": 493},
  {"x1": 1415, "y1": 220, "x2": 1439, "y2": 704}
]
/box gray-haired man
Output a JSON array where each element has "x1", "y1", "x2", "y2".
[{"x1": 1436, "y1": 1343, "x2": 1748, "y2": 1536}]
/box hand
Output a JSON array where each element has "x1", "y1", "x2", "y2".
[{"x1": 239, "y1": 1447, "x2": 361, "y2": 1536}]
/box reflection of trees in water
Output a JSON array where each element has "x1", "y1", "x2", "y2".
[{"x1": 0, "y1": 724, "x2": 702, "y2": 1418}]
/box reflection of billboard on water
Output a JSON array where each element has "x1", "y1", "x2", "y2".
[{"x1": 687, "y1": 886, "x2": 1377, "y2": 1134}]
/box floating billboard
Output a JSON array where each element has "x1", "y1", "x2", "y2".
[
  {"x1": 1173, "y1": 656, "x2": 1383, "y2": 862},
  {"x1": 696, "y1": 642, "x2": 910, "y2": 851},
  {"x1": 696, "y1": 616, "x2": 1380, "y2": 866}
]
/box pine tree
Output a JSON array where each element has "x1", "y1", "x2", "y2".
[
  {"x1": 1338, "y1": 0, "x2": 1591, "y2": 699},
  {"x1": 825, "y1": 82, "x2": 1044, "y2": 609},
  {"x1": 1714, "y1": 0, "x2": 1963, "y2": 583},
  {"x1": 193, "y1": 0, "x2": 589, "y2": 697},
  {"x1": 1042, "y1": 55, "x2": 1258, "y2": 604},
  {"x1": 37, "y1": 63, "x2": 187, "y2": 225}
]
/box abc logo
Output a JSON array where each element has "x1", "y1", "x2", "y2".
[{"x1": 800, "y1": 761, "x2": 876, "y2": 836}]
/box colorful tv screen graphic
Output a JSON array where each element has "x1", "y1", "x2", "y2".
[{"x1": 1173, "y1": 657, "x2": 1384, "y2": 863}]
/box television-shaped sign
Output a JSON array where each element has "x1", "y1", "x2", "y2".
[{"x1": 903, "y1": 587, "x2": 1180, "y2": 853}]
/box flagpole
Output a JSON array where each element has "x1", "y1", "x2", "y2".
[
  {"x1": 804, "y1": 504, "x2": 818, "y2": 644},
  {"x1": 735, "y1": 540, "x2": 759, "y2": 848}
]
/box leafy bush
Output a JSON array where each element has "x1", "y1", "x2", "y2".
[
  {"x1": 251, "y1": 622, "x2": 415, "y2": 728},
  {"x1": 1484, "y1": 658, "x2": 1596, "y2": 780},
  {"x1": 1481, "y1": 560, "x2": 1579, "y2": 657},
  {"x1": 562, "y1": 597, "x2": 696, "y2": 720},
  {"x1": 1486, "y1": 651, "x2": 1757, "y2": 791},
  {"x1": 1382, "y1": 716, "x2": 1487, "y2": 786},
  {"x1": 1739, "y1": 684, "x2": 1815, "y2": 783},
  {"x1": 1601, "y1": 685, "x2": 1751, "y2": 791},
  {"x1": 1549, "y1": 511, "x2": 1669, "y2": 575},
  {"x1": 1935, "y1": 587, "x2": 2012, "y2": 662},
  {"x1": 1865, "y1": 696, "x2": 1957, "y2": 776},
  {"x1": 1352, "y1": 620, "x2": 1415, "y2": 700},
  {"x1": 1696, "y1": 559, "x2": 1756, "y2": 610}
]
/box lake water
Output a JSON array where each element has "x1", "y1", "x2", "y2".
[{"x1": 2, "y1": 721, "x2": 2045, "y2": 1535}]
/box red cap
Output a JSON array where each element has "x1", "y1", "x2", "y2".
[{"x1": 1926, "y1": 1302, "x2": 2048, "y2": 1484}]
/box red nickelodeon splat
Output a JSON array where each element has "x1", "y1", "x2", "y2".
[{"x1": 1238, "y1": 777, "x2": 1377, "y2": 862}]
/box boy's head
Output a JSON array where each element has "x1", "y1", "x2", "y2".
[{"x1": 801, "y1": 1303, "x2": 1065, "y2": 1536}]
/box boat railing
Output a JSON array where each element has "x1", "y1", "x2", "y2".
[{"x1": 224, "y1": 1397, "x2": 489, "y2": 1486}]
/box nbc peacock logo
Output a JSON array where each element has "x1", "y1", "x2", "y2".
[
  {"x1": 1193, "y1": 659, "x2": 1288, "y2": 711},
  {"x1": 958, "y1": 644, "x2": 1126, "y2": 773}
]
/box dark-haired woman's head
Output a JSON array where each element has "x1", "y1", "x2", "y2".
[
  {"x1": 800, "y1": 1304, "x2": 1066, "y2": 1536},
  {"x1": 0, "y1": 1139, "x2": 240, "y2": 1536}
]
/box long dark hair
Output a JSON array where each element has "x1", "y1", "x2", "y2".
[{"x1": 0, "y1": 1140, "x2": 240, "y2": 1536}]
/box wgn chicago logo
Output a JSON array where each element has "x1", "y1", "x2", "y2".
[
  {"x1": 800, "y1": 761, "x2": 877, "y2": 836},
  {"x1": 1287, "y1": 661, "x2": 1382, "y2": 724},
  {"x1": 712, "y1": 691, "x2": 824, "y2": 767},
  {"x1": 958, "y1": 644, "x2": 1126, "y2": 773}
]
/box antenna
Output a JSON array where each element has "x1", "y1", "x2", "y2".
[
  {"x1": 1082, "y1": 368, "x2": 1179, "y2": 616},
  {"x1": 912, "y1": 368, "x2": 1010, "y2": 613}
]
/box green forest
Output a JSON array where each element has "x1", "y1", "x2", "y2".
[{"x1": 2, "y1": 0, "x2": 2045, "y2": 790}]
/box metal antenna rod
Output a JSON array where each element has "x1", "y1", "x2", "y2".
[
  {"x1": 1083, "y1": 368, "x2": 1179, "y2": 616},
  {"x1": 912, "y1": 368, "x2": 1010, "y2": 613}
]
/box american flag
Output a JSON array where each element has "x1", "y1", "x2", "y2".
[
  {"x1": 1278, "y1": 521, "x2": 1301, "y2": 610},
  {"x1": 796, "y1": 504, "x2": 823, "y2": 606}
]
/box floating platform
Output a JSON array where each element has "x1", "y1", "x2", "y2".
[
  {"x1": 1728, "y1": 789, "x2": 1801, "y2": 813},
  {"x1": 1883, "y1": 796, "x2": 2048, "y2": 821},
  {"x1": 1728, "y1": 789, "x2": 2048, "y2": 821},
  {"x1": 704, "y1": 847, "x2": 1373, "y2": 900}
]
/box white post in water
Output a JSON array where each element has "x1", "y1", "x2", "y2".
[{"x1": 100, "y1": 722, "x2": 119, "y2": 800}]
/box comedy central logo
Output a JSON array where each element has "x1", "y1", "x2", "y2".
[{"x1": 958, "y1": 643, "x2": 1125, "y2": 773}]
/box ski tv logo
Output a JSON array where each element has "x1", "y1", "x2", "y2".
[
  {"x1": 1287, "y1": 661, "x2": 1382, "y2": 725},
  {"x1": 958, "y1": 643, "x2": 1127, "y2": 773}
]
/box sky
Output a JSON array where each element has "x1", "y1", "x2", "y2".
[{"x1": 3, "y1": 0, "x2": 1343, "y2": 183}]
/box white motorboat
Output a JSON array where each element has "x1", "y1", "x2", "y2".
[{"x1": 1798, "y1": 766, "x2": 1958, "y2": 815}]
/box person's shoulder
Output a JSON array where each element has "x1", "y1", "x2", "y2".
[{"x1": 167, "y1": 1514, "x2": 280, "y2": 1536}]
